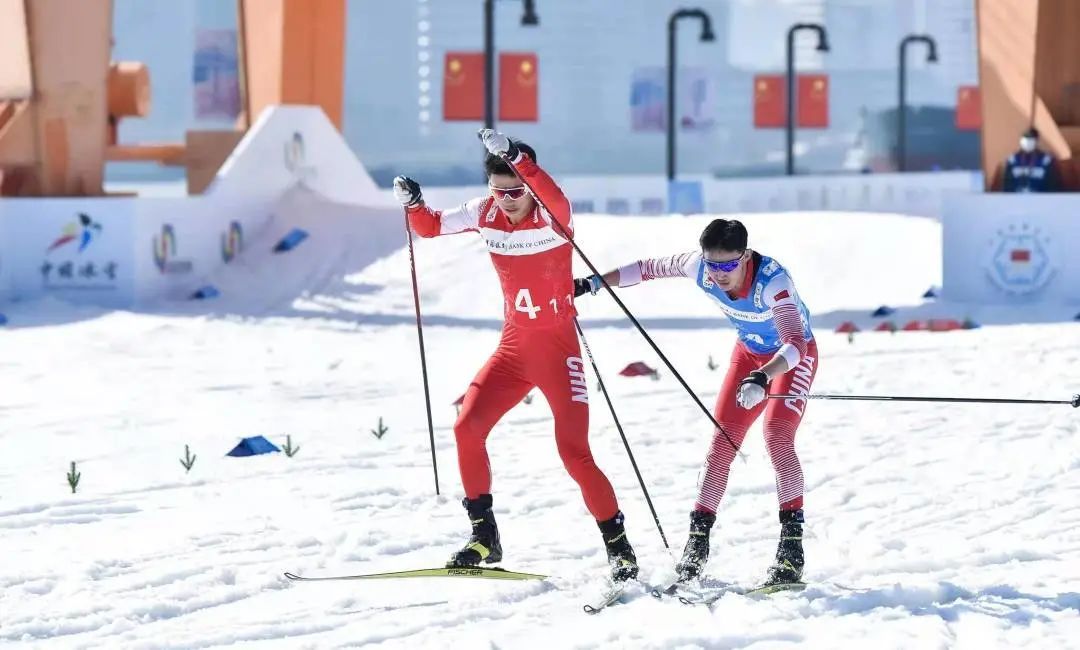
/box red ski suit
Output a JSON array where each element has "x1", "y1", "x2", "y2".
[{"x1": 407, "y1": 153, "x2": 620, "y2": 521}]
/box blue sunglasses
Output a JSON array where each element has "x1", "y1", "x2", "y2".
[{"x1": 703, "y1": 254, "x2": 743, "y2": 273}]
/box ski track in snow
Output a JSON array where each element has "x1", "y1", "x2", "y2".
[{"x1": 1, "y1": 316, "x2": 1078, "y2": 649}]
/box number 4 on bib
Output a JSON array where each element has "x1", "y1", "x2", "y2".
[{"x1": 515, "y1": 288, "x2": 541, "y2": 319}]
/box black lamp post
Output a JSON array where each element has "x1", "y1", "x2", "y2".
[
  {"x1": 484, "y1": 0, "x2": 539, "y2": 131},
  {"x1": 897, "y1": 34, "x2": 938, "y2": 172},
  {"x1": 785, "y1": 23, "x2": 829, "y2": 176},
  {"x1": 667, "y1": 8, "x2": 714, "y2": 181}
]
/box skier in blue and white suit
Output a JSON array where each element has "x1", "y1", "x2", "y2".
[{"x1": 574, "y1": 218, "x2": 819, "y2": 588}]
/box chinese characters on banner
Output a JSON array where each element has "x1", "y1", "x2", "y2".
[
  {"x1": 193, "y1": 29, "x2": 240, "y2": 120},
  {"x1": 629, "y1": 67, "x2": 716, "y2": 132},
  {"x1": 40, "y1": 260, "x2": 119, "y2": 286}
]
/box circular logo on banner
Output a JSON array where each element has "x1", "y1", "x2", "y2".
[{"x1": 984, "y1": 222, "x2": 1055, "y2": 296}]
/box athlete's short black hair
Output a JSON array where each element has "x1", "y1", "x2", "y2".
[
  {"x1": 484, "y1": 140, "x2": 536, "y2": 178},
  {"x1": 699, "y1": 218, "x2": 748, "y2": 252}
]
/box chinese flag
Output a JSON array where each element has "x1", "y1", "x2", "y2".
[
  {"x1": 956, "y1": 85, "x2": 981, "y2": 130},
  {"x1": 753, "y1": 75, "x2": 785, "y2": 128},
  {"x1": 443, "y1": 52, "x2": 484, "y2": 121},
  {"x1": 797, "y1": 74, "x2": 829, "y2": 128},
  {"x1": 499, "y1": 52, "x2": 538, "y2": 122}
]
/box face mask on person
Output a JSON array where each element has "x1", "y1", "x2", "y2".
[{"x1": 1020, "y1": 136, "x2": 1037, "y2": 153}]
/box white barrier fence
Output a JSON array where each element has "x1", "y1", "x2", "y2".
[{"x1": 0, "y1": 105, "x2": 393, "y2": 308}]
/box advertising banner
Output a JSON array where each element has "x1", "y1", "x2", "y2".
[
  {"x1": 943, "y1": 193, "x2": 1080, "y2": 304},
  {"x1": 630, "y1": 67, "x2": 715, "y2": 132},
  {"x1": 0, "y1": 198, "x2": 135, "y2": 306}
]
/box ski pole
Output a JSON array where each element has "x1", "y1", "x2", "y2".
[
  {"x1": 403, "y1": 207, "x2": 440, "y2": 495},
  {"x1": 574, "y1": 317, "x2": 669, "y2": 549},
  {"x1": 767, "y1": 393, "x2": 1080, "y2": 407}
]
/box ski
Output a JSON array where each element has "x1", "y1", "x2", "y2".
[
  {"x1": 745, "y1": 581, "x2": 807, "y2": 596},
  {"x1": 284, "y1": 566, "x2": 548, "y2": 582},
  {"x1": 650, "y1": 579, "x2": 699, "y2": 600},
  {"x1": 582, "y1": 581, "x2": 628, "y2": 614},
  {"x1": 650, "y1": 582, "x2": 681, "y2": 599},
  {"x1": 678, "y1": 581, "x2": 807, "y2": 606},
  {"x1": 583, "y1": 578, "x2": 663, "y2": 613},
  {"x1": 650, "y1": 577, "x2": 737, "y2": 601}
]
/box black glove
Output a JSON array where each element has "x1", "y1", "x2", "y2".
[
  {"x1": 573, "y1": 275, "x2": 602, "y2": 298},
  {"x1": 393, "y1": 175, "x2": 423, "y2": 207}
]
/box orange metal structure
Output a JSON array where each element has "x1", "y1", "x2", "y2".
[
  {"x1": 0, "y1": 0, "x2": 345, "y2": 197},
  {"x1": 976, "y1": 0, "x2": 1080, "y2": 190}
]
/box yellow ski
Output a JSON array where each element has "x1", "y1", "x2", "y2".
[{"x1": 284, "y1": 566, "x2": 547, "y2": 582}]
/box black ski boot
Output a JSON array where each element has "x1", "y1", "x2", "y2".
[
  {"x1": 446, "y1": 494, "x2": 502, "y2": 567},
  {"x1": 764, "y1": 509, "x2": 804, "y2": 585},
  {"x1": 598, "y1": 511, "x2": 639, "y2": 582},
  {"x1": 674, "y1": 509, "x2": 716, "y2": 582}
]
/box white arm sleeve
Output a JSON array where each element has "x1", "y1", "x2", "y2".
[
  {"x1": 437, "y1": 197, "x2": 485, "y2": 235},
  {"x1": 762, "y1": 274, "x2": 808, "y2": 373},
  {"x1": 616, "y1": 251, "x2": 700, "y2": 287}
]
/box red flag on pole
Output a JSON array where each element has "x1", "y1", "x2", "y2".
[
  {"x1": 797, "y1": 74, "x2": 829, "y2": 128},
  {"x1": 498, "y1": 52, "x2": 538, "y2": 122},
  {"x1": 956, "y1": 85, "x2": 981, "y2": 130},
  {"x1": 443, "y1": 52, "x2": 484, "y2": 121},
  {"x1": 753, "y1": 74, "x2": 785, "y2": 128}
]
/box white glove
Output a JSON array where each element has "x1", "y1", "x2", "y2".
[
  {"x1": 735, "y1": 371, "x2": 768, "y2": 409},
  {"x1": 478, "y1": 128, "x2": 518, "y2": 159},
  {"x1": 393, "y1": 175, "x2": 423, "y2": 207}
]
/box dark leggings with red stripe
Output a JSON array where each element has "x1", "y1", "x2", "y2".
[{"x1": 695, "y1": 340, "x2": 819, "y2": 513}]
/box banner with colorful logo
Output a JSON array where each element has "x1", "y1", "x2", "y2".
[
  {"x1": 0, "y1": 198, "x2": 136, "y2": 306},
  {"x1": 943, "y1": 193, "x2": 1080, "y2": 304}
]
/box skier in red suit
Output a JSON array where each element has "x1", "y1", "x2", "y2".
[{"x1": 393, "y1": 129, "x2": 638, "y2": 583}]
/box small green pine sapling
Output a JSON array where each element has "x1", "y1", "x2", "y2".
[
  {"x1": 180, "y1": 445, "x2": 197, "y2": 472},
  {"x1": 67, "y1": 461, "x2": 81, "y2": 494},
  {"x1": 283, "y1": 434, "x2": 300, "y2": 457},
  {"x1": 371, "y1": 417, "x2": 388, "y2": 440}
]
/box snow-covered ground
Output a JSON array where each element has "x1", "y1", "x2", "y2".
[{"x1": 1, "y1": 195, "x2": 1079, "y2": 649}]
